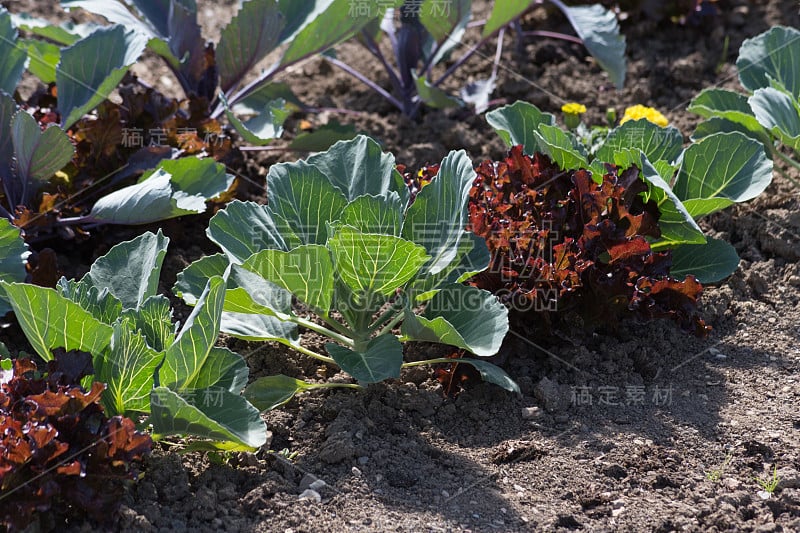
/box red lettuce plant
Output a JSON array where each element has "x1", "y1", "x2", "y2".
[
  {"x1": 0, "y1": 350, "x2": 152, "y2": 531},
  {"x1": 457, "y1": 146, "x2": 709, "y2": 336}
]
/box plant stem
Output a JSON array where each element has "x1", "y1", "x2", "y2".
[
  {"x1": 376, "y1": 311, "x2": 406, "y2": 337},
  {"x1": 318, "y1": 314, "x2": 356, "y2": 338},
  {"x1": 277, "y1": 338, "x2": 337, "y2": 365},
  {"x1": 402, "y1": 357, "x2": 460, "y2": 368},
  {"x1": 520, "y1": 30, "x2": 583, "y2": 45},
  {"x1": 769, "y1": 147, "x2": 800, "y2": 187},
  {"x1": 773, "y1": 161, "x2": 800, "y2": 188},
  {"x1": 212, "y1": 61, "x2": 280, "y2": 118},
  {"x1": 431, "y1": 34, "x2": 493, "y2": 89},
  {"x1": 365, "y1": 299, "x2": 405, "y2": 335},
  {"x1": 1, "y1": 179, "x2": 14, "y2": 212},
  {"x1": 291, "y1": 316, "x2": 355, "y2": 349},
  {"x1": 481, "y1": 27, "x2": 505, "y2": 95},
  {"x1": 361, "y1": 30, "x2": 405, "y2": 98},
  {"x1": 55, "y1": 215, "x2": 99, "y2": 226},
  {"x1": 0, "y1": 203, "x2": 13, "y2": 221},
  {"x1": 308, "y1": 382, "x2": 363, "y2": 391},
  {"x1": 323, "y1": 55, "x2": 405, "y2": 113},
  {"x1": 772, "y1": 147, "x2": 800, "y2": 172}
]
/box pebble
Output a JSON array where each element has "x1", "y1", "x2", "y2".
[
  {"x1": 722, "y1": 478, "x2": 740, "y2": 490},
  {"x1": 352, "y1": 467, "x2": 362, "y2": 477},
  {"x1": 522, "y1": 406, "x2": 541, "y2": 419},
  {"x1": 299, "y1": 474, "x2": 320, "y2": 491},
  {"x1": 298, "y1": 489, "x2": 321, "y2": 503},
  {"x1": 358, "y1": 456, "x2": 369, "y2": 465},
  {"x1": 611, "y1": 507, "x2": 625, "y2": 517},
  {"x1": 533, "y1": 377, "x2": 565, "y2": 412},
  {"x1": 309, "y1": 479, "x2": 326, "y2": 491}
]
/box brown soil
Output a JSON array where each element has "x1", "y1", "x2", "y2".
[{"x1": 2, "y1": 0, "x2": 800, "y2": 531}]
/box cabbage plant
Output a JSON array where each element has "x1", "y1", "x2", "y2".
[
  {"x1": 1, "y1": 232, "x2": 268, "y2": 451},
  {"x1": 689, "y1": 25, "x2": 800, "y2": 187},
  {"x1": 175, "y1": 136, "x2": 518, "y2": 409},
  {"x1": 0, "y1": 9, "x2": 235, "y2": 230},
  {"x1": 50, "y1": 0, "x2": 397, "y2": 144},
  {"x1": 329, "y1": 0, "x2": 626, "y2": 117}
]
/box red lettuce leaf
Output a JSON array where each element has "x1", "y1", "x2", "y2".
[
  {"x1": 459, "y1": 146, "x2": 708, "y2": 336},
  {"x1": 0, "y1": 350, "x2": 152, "y2": 531}
]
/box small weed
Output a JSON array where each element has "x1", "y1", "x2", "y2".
[
  {"x1": 705, "y1": 452, "x2": 733, "y2": 482},
  {"x1": 207, "y1": 451, "x2": 236, "y2": 465},
  {"x1": 275, "y1": 448, "x2": 300, "y2": 462},
  {"x1": 755, "y1": 465, "x2": 781, "y2": 495}
]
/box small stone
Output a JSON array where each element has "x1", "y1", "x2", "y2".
[
  {"x1": 756, "y1": 490, "x2": 771, "y2": 500},
  {"x1": 358, "y1": 456, "x2": 369, "y2": 465},
  {"x1": 534, "y1": 377, "x2": 566, "y2": 412},
  {"x1": 522, "y1": 406, "x2": 541, "y2": 419},
  {"x1": 299, "y1": 473, "x2": 319, "y2": 491},
  {"x1": 298, "y1": 489, "x2": 321, "y2": 502},
  {"x1": 611, "y1": 507, "x2": 625, "y2": 517},
  {"x1": 442, "y1": 490, "x2": 450, "y2": 498},
  {"x1": 611, "y1": 499, "x2": 625, "y2": 509},
  {"x1": 352, "y1": 467, "x2": 362, "y2": 477},
  {"x1": 722, "y1": 478, "x2": 740, "y2": 490},
  {"x1": 309, "y1": 479, "x2": 326, "y2": 491}
]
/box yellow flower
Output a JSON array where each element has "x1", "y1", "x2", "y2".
[
  {"x1": 619, "y1": 105, "x2": 669, "y2": 127},
  {"x1": 561, "y1": 103, "x2": 586, "y2": 129},
  {"x1": 561, "y1": 103, "x2": 587, "y2": 115}
]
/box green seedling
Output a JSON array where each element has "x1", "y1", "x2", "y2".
[
  {"x1": 755, "y1": 465, "x2": 781, "y2": 495},
  {"x1": 705, "y1": 452, "x2": 733, "y2": 482}
]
